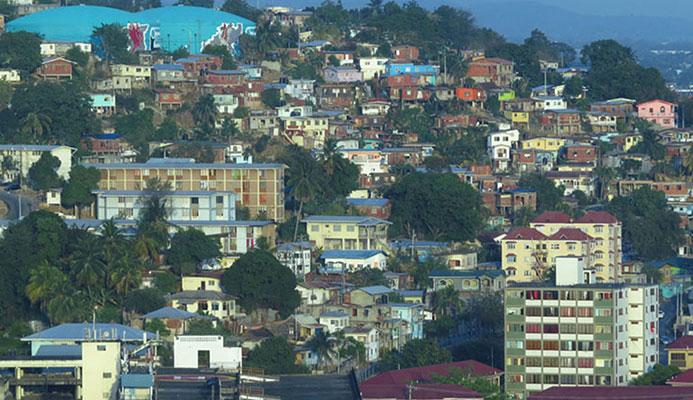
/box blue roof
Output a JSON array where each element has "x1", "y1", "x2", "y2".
[
  {"x1": 320, "y1": 250, "x2": 386, "y2": 260},
  {"x1": 89, "y1": 133, "x2": 122, "y2": 140},
  {"x1": 153, "y1": 64, "x2": 185, "y2": 71},
  {"x1": 208, "y1": 69, "x2": 246, "y2": 75},
  {"x1": 346, "y1": 198, "x2": 389, "y2": 207},
  {"x1": 319, "y1": 311, "x2": 350, "y2": 318},
  {"x1": 548, "y1": 109, "x2": 581, "y2": 114},
  {"x1": 141, "y1": 306, "x2": 214, "y2": 320},
  {"x1": 121, "y1": 374, "x2": 154, "y2": 389},
  {"x1": 389, "y1": 240, "x2": 449, "y2": 249},
  {"x1": 396, "y1": 290, "x2": 424, "y2": 297},
  {"x1": 506, "y1": 188, "x2": 536, "y2": 193},
  {"x1": 7, "y1": 5, "x2": 256, "y2": 54},
  {"x1": 298, "y1": 40, "x2": 330, "y2": 48},
  {"x1": 302, "y1": 215, "x2": 391, "y2": 225},
  {"x1": 22, "y1": 323, "x2": 156, "y2": 342},
  {"x1": 357, "y1": 285, "x2": 393, "y2": 295},
  {"x1": 35, "y1": 344, "x2": 82, "y2": 357}
]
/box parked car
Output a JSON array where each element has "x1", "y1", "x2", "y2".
[
  {"x1": 661, "y1": 335, "x2": 673, "y2": 345},
  {"x1": 659, "y1": 310, "x2": 665, "y2": 319},
  {"x1": 4, "y1": 183, "x2": 20, "y2": 191}
]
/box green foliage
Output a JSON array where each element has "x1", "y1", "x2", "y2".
[
  {"x1": 463, "y1": 292, "x2": 504, "y2": 332},
  {"x1": 518, "y1": 172, "x2": 565, "y2": 212},
  {"x1": 424, "y1": 315, "x2": 456, "y2": 339},
  {"x1": 92, "y1": 23, "x2": 137, "y2": 64},
  {"x1": 581, "y1": 39, "x2": 673, "y2": 101},
  {"x1": 261, "y1": 88, "x2": 282, "y2": 108},
  {"x1": 62, "y1": 165, "x2": 100, "y2": 209},
  {"x1": 154, "y1": 271, "x2": 179, "y2": 294},
  {"x1": 167, "y1": 229, "x2": 221, "y2": 275},
  {"x1": 155, "y1": 118, "x2": 180, "y2": 141},
  {"x1": 0, "y1": 31, "x2": 42, "y2": 73},
  {"x1": 606, "y1": 187, "x2": 684, "y2": 260},
  {"x1": 563, "y1": 76, "x2": 584, "y2": 98},
  {"x1": 435, "y1": 366, "x2": 507, "y2": 400},
  {"x1": 11, "y1": 81, "x2": 100, "y2": 145},
  {"x1": 629, "y1": 130, "x2": 666, "y2": 160},
  {"x1": 145, "y1": 318, "x2": 171, "y2": 336},
  {"x1": 379, "y1": 339, "x2": 452, "y2": 372},
  {"x1": 201, "y1": 44, "x2": 237, "y2": 70},
  {"x1": 28, "y1": 152, "x2": 62, "y2": 190},
  {"x1": 123, "y1": 289, "x2": 166, "y2": 314},
  {"x1": 642, "y1": 265, "x2": 664, "y2": 284},
  {"x1": 451, "y1": 337, "x2": 504, "y2": 370},
  {"x1": 221, "y1": 0, "x2": 261, "y2": 21},
  {"x1": 0, "y1": 211, "x2": 68, "y2": 316},
  {"x1": 349, "y1": 268, "x2": 388, "y2": 287},
  {"x1": 387, "y1": 172, "x2": 483, "y2": 241},
  {"x1": 186, "y1": 319, "x2": 228, "y2": 335},
  {"x1": 170, "y1": 47, "x2": 189, "y2": 61},
  {"x1": 221, "y1": 250, "x2": 300, "y2": 318},
  {"x1": 236, "y1": 205, "x2": 250, "y2": 220},
  {"x1": 0, "y1": 80, "x2": 12, "y2": 105},
  {"x1": 174, "y1": 0, "x2": 212, "y2": 8},
  {"x1": 65, "y1": 47, "x2": 89, "y2": 67},
  {"x1": 631, "y1": 364, "x2": 680, "y2": 385},
  {"x1": 288, "y1": 60, "x2": 322, "y2": 81},
  {"x1": 247, "y1": 336, "x2": 308, "y2": 375}
]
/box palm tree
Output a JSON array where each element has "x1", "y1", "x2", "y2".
[
  {"x1": 307, "y1": 331, "x2": 336, "y2": 370},
  {"x1": 70, "y1": 236, "x2": 106, "y2": 299},
  {"x1": 319, "y1": 139, "x2": 342, "y2": 176},
  {"x1": 100, "y1": 218, "x2": 125, "y2": 265},
  {"x1": 109, "y1": 252, "x2": 142, "y2": 298},
  {"x1": 255, "y1": 20, "x2": 284, "y2": 56},
  {"x1": 26, "y1": 261, "x2": 64, "y2": 312},
  {"x1": 137, "y1": 178, "x2": 172, "y2": 259},
  {"x1": 432, "y1": 286, "x2": 463, "y2": 317},
  {"x1": 366, "y1": 0, "x2": 383, "y2": 18},
  {"x1": 288, "y1": 159, "x2": 320, "y2": 241},
  {"x1": 595, "y1": 166, "x2": 616, "y2": 200},
  {"x1": 192, "y1": 94, "x2": 218, "y2": 135},
  {"x1": 21, "y1": 112, "x2": 52, "y2": 143},
  {"x1": 46, "y1": 287, "x2": 87, "y2": 324}
]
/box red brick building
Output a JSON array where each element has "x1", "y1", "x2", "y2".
[
  {"x1": 176, "y1": 55, "x2": 223, "y2": 80},
  {"x1": 564, "y1": 143, "x2": 598, "y2": 164},
  {"x1": 154, "y1": 88, "x2": 183, "y2": 109},
  {"x1": 391, "y1": 45, "x2": 419, "y2": 60},
  {"x1": 346, "y1": 198, "x2": 391, "y2": 219},
  {"x1": 39, "y1": 57, "x2": 73, "y2": 80}
]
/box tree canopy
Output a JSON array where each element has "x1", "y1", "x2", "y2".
[
  {"x1": 386, "y1": 172, "x2": 483, "y2": 241},
  {"x1": 246, "y1": 336, "x2": 308, "y2": 374},
  {"x1": 0, "y1": 31, "x2": 42, "y2": 73},
  {"x1": 167, "y1": 229, "x2": 221, "y2": 275},
  {"x1": 379, "y1": 339, "x2": 452, "y2": 372},
  {"x1": 28, "y1": 152, "x2": 62, "y2": 190},
  {"x1": 221, "y1": 249, "x2": 300, "y2": 318}
]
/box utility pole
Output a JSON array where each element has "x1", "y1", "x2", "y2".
[{"x1": 407, "y1": 384, "x2": 414, "y2": 400}]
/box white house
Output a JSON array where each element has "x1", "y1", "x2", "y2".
[
  {"x1": 0, "y1": 68, "x2": 21, "y2": 83},
  {"x1": 285, "y1": 79, "x2": 316, "y2": 102},
  {"x1": 276, "y1": 241, "x2": 313, "y2": 278},
  {"x1": 173, "y1": 335, "x2": 242, "y2": 369},
  {"x1": 532, "y1": 95, "x2": 567, "y2": 111},
  {"x1": 319, "y1": 250, "x2": 387, "y2": 273},
  {"x1": 486, "y1": 129, "x2": 520, "y2": 172},
  {"x1": 359, "y1": 57, "x2": 388, "y2": 80},
  {"x1": 360, "y1": 100, "x2": 390, "y2": 116},
  {"x1": 337, "y1": 149, "x2": 387, "y2": 175},
  {"x1": 277, "y1": 104, "x2": 313, "y2": 118},
  {"x1": 93, "y1": 190, "x2": 236, "y2": 221},
  {"x1": 318, "y1": 311, "x2": 350, "y2": 334},
  {"x1": 296, "y1": 281, "x2": 336, "y2": 306},
  {"x1": 0, "y1": 145, "x2": 75, "y2": 181},
  {"x1": 344, "y1": 326, "x2": 379, "y2": 362}
]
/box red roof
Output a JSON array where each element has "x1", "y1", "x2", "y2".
[
  {"x1": 637, "y1": 99, "x2": 677, "y2": 107},
  {"x1": 669, "y1": 369, "x2": 693, "y2": 384},
  {"x1": 531, "y1": 211, "x2": 572, "y2": 224},
  {"x1": 361, "y1": 383, "x2": 482, "y2": 400},
  {"x1": 504, "y1": 228, "x2": 547, "y2": 241},
  {"x1": 362, "y1": 360, "x2": 502, "y2": 388},
  {"x1": 548, "y1": 228, "x2": 593, "y2": 241},
  {"x1": 575, "y1": 210, "x2": 620, "y2": 224},
  {"x1": 529, "y1": 386, "x2": 693, "y2": 400},
  {"x1": 666, "y1": 335, "x2": 693, "y2": 350}
]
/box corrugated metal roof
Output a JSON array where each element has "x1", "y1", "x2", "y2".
[
  {"x1": 140, "y1": 306, "x2": 214, "y2": 320},
  {"x1": 22, "y1": 323, "x2": 155, "y2": 341},
  {"x1": 121, "y1": 374, "x2": 154, "y2": 388}
]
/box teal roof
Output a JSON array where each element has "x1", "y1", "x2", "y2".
[
  {"x1": 7, "y1": 5, "x2": 255, "y2": 53},
  {"x1": 22, "y1": 323, "x2": 156, "y2": 341}
]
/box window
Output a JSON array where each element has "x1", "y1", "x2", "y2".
[
  {"x1": 560, "y1": 324, "x2": 577, "y2": 334},
  {"x1": 507, "y1": 357, "x2": 524, "y2": 366},
  {"x1": 526, "y1": 324, "x2": 541, "y2": 333},
  {"x1": 311, "y1": 225, "x2": 319, "y2": 232},
  {"x1": 506, "y1": 255, "x2": 516, "y2": 263},
  {"x1": 561, "y1": 340, "x2": 576, "y2": 351},
  {"x1": 97, "y1": 345, "x2": 107, "y2": 351},
  {"x1": 544, "y1": 358, "x2": 559, "y2": 367},
  {"x1": 526, "y1": 307, "x2": 541, "y2": 316},
  {"x1": 578, "y1": 358, "x2": 594, "y2": 368},
  {"x1": 561, "y1": 307, "x2": 576, "y2": 317},
  {"x1": 507, "y1": 242, "x2": 516, "y2": 249},
  {"x1": 561, "y1": 375, "x2": 576, "y2": 384},
  {"x1": 103, "y1": 372, "x2": 112, "y2": 378},
  {"x1": 560, "y1": 357, "x2": 576, "y2": 367},
  {"x1": 506, "y1": 340, "x2": 524, "y2": 349},
  {"x1": 578, "y1": 307, "x2": 593, "y2": 317},
  {"x1": 543, "y1": 324, "x2": 559, "y2": 334},
  {"x1": 333, "y1": 224, "x2": 342, "y2": 232},
  {"x1": 526, "y1": 340, "x2": 541, "y2": 350},
  {"x1": 577, "y1": 324, "x2": 593, "y2": 334},
  {"x1": 526, "y1": 357, "x2": 542, "y2": 367}
]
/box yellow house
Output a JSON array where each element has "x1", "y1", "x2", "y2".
[
  {"x1": 666, "y1": 336, "x2": 693, "y2": 370},
  {"x1": 510, "y1": 111, "x2": 529, "y2": 123},
  {"x1": 303, "y1": 215, "x2": 391, "y2": 251},
  {"x1": 501, "y1": 227, "x2": 594, "y2": 283},
  {"x1": 444, "y1": 251, "x2": 478, "y2": 270},
  {"x1": 281, "y1": 115, "x2": 329, "y2": 149},
  {"x1": 555, "y1": 163, "x2": 595, "y2": 172},
  {"x1": 182, "y1": 271, "x2": 224, "y2": 292},
  {"x1": 110, "y1": 64, "x2": 152, "y2": 87},
  {"x1": 530, "y1": 211, "x2": 622, "y2": 282},
  {"x1": 168, "y1": 291, "x2": 237, "y2": 320},
  {"x1": 520, "y1": 137, "x2": 566, "y2": 152},
  {"x1": 621, "y1": 134, "x2": 642, "y2": 152}
]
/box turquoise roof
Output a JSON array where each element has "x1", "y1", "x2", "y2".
[{"x1": 7, "y1": 5, "x2": 255, "y2": 54}]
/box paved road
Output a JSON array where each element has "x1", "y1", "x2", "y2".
[
  {"x1": 156, "y1": 380, "x2": 212, "y2": 400},
  {"x1": 0, "y1": 190, "x2": 32, "y2": 220}
]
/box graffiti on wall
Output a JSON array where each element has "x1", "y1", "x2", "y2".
[
  {"x1": 201, "y1": 22, "x2": 255, "y2": 54},
  {"x1": 127, "y1": 22, "x2": 149, "y2": 53},
  {"x1": 125, "y1": 21, "x2": 254, "y2": 53}
]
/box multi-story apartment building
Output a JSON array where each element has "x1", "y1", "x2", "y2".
[
  {"x1": 303, "y1": 215, "x2": 391, "y2": 251},
  {"x1": 0, "y1": 144, "x2": 75, "y2": 181},
  {"x1": 529, "y1": 211, "x2": 622, "y2": 282},
  {"x1": 504, "y1": 279, "x2": 659, "y2": 399},
  {"x1": 83, "y1": 159, "x2": 286, "y2": 221},
  {"x1": 109, "y1": 64, "x2": 151, "y2": 88},
  {"x1": 500, "y1": 227, "x2": 595, "y2": 284},
  {"x1": 93, "y1": 190, "x2": 236, "y2": 221}
]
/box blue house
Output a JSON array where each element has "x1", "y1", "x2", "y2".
[
  {"x1": 385, "y1": 62, "x2": 439, "y2": 77},
  {"x1": 388, "y1": 303, "x2": 424, "y2": 340}
]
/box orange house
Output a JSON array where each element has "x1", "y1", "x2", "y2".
[
  {"x1": 455, "y1": 87, "x2": 487, "y2": 102},
  {"x1": 39, "y1": 57, "x2": 73, "y2": 80}
]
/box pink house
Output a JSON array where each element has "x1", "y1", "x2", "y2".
[{"x1": 637, "y1": 99, "x2": 678, "y2": 128}]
